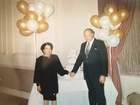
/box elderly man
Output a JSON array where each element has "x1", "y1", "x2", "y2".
[{"x1": 70, "y1": 28, "x2": 108, "y2": 105}]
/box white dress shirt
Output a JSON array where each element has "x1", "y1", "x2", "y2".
[{"x1": 85, "y1": 38, "x2": 95, "y2": 54}]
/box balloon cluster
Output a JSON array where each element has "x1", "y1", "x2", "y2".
[
  {"x1": 16, "y1": 0, "x2": 54, "y2": 36},
  {"x1": 90, "y1": 5, "x2": 129, "y2": 47}
]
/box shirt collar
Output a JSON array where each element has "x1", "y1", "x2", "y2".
[{"x1": 87, "y1": 38, "x2": 94, "y2": 45}]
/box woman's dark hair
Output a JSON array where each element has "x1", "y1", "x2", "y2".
[{"x1": 40, "y1": 42, "x2": 53, "y2": 53}]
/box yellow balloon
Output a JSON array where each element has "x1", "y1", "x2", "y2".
[
  {"x1": 37, "y1": 21, "x2": 49, "y2": 33},
  {"x1": 24, "y1": 11, "x2": 38, "y2": 20},
  {"x1": 19, "y1": 29, "x2": 33, "y2": 36},
  {"x1": 37, "y1": 15, "x2": 45, "y2": 22},
  {"x1": 119, "y1": 9, "x2": 129, "y2": 22},
  {"x1": 90, "y1": 15, "x2": 101, "y2": 28},
  {"x1": 16, "y1": 0, "x2": 29, "y2": 14},
  {"x1": 112, "y1": 29, "x2": 123, "y2": 38},
  {"x1": 110, "y1": 12, "x2": 121, "y2": 26},
  {"x1": 16, "y1": 18, "x2": 27, "y2": 30},
  {"x1": 104, "y1": 5, "x2": 117, "y2": 16}
]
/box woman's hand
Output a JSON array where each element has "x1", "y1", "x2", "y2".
[
  {"x1": 70, "y1": 72, "x2": 76, "y2": 77},
  {"x1": 37, "y1": 86, "x2": 41, "y2": 93}
]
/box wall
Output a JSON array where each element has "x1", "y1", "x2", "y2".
[
  {"x1": 121, "y1": 75, "x2": 140, "y2": 105},
  {"x1": 0, "y1": 0, "x2": 98, "y2": 70}
]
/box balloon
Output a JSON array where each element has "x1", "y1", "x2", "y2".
[
  {"x1": 110, "y1": 12, "x2": 121, "y2": 26},
  {"x1": 16, "y1": 0, "x2": 29, "y2": 14},
  {"x1": 90, "y1": 15, "x2": 101, "y2": 28},
  {"x1": 19, "y1": 29, "x2": 33, "y2": 36},
  {"x1": 37, "y1": 15, "x2": 45, "y2": 22},
  {"x1": 29, "y1": 3, "x2": 35, "y2": 11},
  {"x1": 44, "y1": 4, "x2": 54, "y2": 18},
  {"x1": 37, "y1": 20, "x2": 49, "y2": 33},
  {"x1": 112, "y1": 29, "x2": 123, "y2": 38},
  {"x1": 27, "y1": 19, "x2": 38, "y2": 32},
  {"x1": 104, "y1": 5, "x2": 117, "y2": 16},
  {"x1": 119, "y1": 9, "x2": 129, "y2": 22},
  {"x1": 95, "y1": 28, "x2": 110, "y2": 41},
  {"x1": 34, "y1": 1, "x2": 46, "y2": 14},
  {"x1": 107, "y1": 35, "x2": 120, "y2": 47},
  {"x1": 99, "y1": 16, "x2": 112, "y2": 29},
  {"x1": 24, "y1": 11, "x2": 38, "y2": 20},
  {"x1": 110, "y1": 23, "x2": 121, "y2": 30},
  {"x1": 16, "y1": 18, "x2": 28, "y2": 30}
]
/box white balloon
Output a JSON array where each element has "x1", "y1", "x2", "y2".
[
  {"x1": 34, "y1": 0, "x2": 46, "y2": 3},
  {"x1": 107, "y1": 35, "x2": 120, "y2": 47},
  {"x1": 44, "y1": 4, "x2": 54, "y2": 18},
  {"x1": 27, "y1": 20, "x2": 38, "y2": 32},
  {"x1": 100, "y1": 16, "x2": 112, "y2": 29},
  {"x1": 29, "y1": 3, "x2": 35, "y2": 11},
  {"x1": 95, "y1": 28, "x2": 110, "y2": 41},
  {"x1": 34, "y1": 1, "x2": 46, "y2": 14},
  {"x1": 111, "y1": 23, "x2": 121, "y2": 30}
]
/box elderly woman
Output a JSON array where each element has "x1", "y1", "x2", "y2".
[{"x1": 33, "y1": 42, "x2": 69, "y2": 105}]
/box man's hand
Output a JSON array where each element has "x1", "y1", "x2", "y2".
[
  {"x1": 37, "y1": 86, "x2": 41, "y2": 93},
  {"x1": 99, "y1": 75, "x2": 106, "y2": 84},
  {"x1": 70, "y1": 72, "x2": 76, "y2": 77}
]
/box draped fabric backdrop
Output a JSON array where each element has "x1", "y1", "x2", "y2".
[
  {"x1": 98, "y1": 0, "x2": 136, "y2": 105},
  {"x1": 119, "y1": 0, "x2": 140, "y2": 75}
]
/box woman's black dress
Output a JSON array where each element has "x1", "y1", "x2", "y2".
[{"x1": 33, "y1": 54, "x2": 68, "y2": 100}]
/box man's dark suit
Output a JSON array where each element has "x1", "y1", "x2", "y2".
[{"x1": 72, "y1": 39, "x2": 108, "y2": 105}]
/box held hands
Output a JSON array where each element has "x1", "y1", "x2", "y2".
[
  {"x1": 37, "y1": 86, "x2": 41, "y2": 93},
  {"x1": 69, "y1": 71, "x2": 106, "y2": 83},
  {"x1": 99, "y1": 75, "x2": 106, "y2": 84},
  {"x1": 69, "y1": 72, "x2": 76, "y2": 78}
]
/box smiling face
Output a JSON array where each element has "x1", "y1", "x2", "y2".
[{"x1": 84, "y1": 29, "x2": 94, "y2": 42}]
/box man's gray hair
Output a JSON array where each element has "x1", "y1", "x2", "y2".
[{"x1": 84, "y1": 28, "x2": 95, "y2": 34}]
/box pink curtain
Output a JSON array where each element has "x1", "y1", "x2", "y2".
[{"x1": 98, "y1": 0, "x2": 136, "y2": 105}]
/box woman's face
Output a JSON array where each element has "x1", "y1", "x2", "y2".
[{"x1": 43, "y1": 45, "x2": 52, "y2": 56}]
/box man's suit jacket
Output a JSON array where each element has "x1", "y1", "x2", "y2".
[{"x1": 72, "y1": 39, "x2": 108, "y2": 80}]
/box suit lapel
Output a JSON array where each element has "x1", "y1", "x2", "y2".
[
  {"x1": 83, "y1": 42, "x2": 86, "y2": 51},
  {"x1": 82, "y1": 42, "x2": 87, "y2": 58}
]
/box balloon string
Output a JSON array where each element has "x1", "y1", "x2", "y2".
[
  {"x1": 109, "y1": 46, "x2": 112, "y2": 76},
  {"x1": 34, "y1": 32, "x2": 37, "y2": 59}
]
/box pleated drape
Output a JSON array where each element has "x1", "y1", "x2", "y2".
[{"x1": 98, "y1": 0, "x2": 136, "y2": 105}]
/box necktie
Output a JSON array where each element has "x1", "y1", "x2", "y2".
[{"x1": 85, "y1": 42, "x2": 90, "y2": 57}]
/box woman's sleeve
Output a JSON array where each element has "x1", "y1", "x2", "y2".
[
  {"x1": 33, "y1": 59, "x2": 40, "y2": 86},
  {"x1": 56, "y1": 55, "x2": 69, "y2": 76}
]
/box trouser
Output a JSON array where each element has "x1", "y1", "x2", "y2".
[{"x1": 85, "y1": 77, "x2": 106, "y2": 105}]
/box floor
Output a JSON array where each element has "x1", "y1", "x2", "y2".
[{"x1": 0, "y1": 93, "x2": 27, "y2": 105}]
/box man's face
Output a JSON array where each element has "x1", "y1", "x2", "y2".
[{"x1": 84, "y1": 30, "x2": 94, "y2": 42}]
